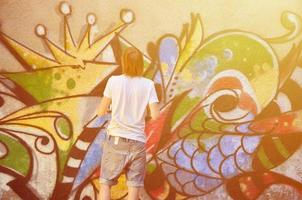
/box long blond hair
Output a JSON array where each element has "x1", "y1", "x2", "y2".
[{"x1": 121, "y1": 47, "x2": 144, "y2": 77}]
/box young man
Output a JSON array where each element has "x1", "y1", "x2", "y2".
[{"x1": 97, "y1": 47, "x2": 160, "y2": 200}]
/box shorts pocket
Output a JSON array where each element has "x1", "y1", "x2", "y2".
[{"x1": 101, "y1": 141, "x2": 126, "y2": 179}]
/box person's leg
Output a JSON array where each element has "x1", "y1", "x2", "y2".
[
  {"x1": 126, "y1": 140, "x2": 146, "y2": 200},
  {"x1": 127, "y1": 186, "x2": 140, "y2": 200},
  {"x1": 99, "y1": 138, "x2": 127, "y2": 199},
  {"x1": 99, "y1": 184, "x2": 111, "y2": 200}
]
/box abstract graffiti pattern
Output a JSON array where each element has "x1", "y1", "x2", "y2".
[{"x1": 0, "y1": 2, "x2": 302, "y2": 200}]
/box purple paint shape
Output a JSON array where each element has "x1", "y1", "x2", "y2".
[
  {"x1": 157, "y1": 149, "x2": 175, "y2": 165},
  {"x1": 242, "y1": 135, "x2": 261, "y2": 154},
  {"x1": 161, "y1": 163, "x2": 177, "y2": 175},
  {"x1": 175, "y1": 148, "x2": 193, "y2": 171},
  {"x1": 235, "y1": 147, "x2": 253, "y2": 172},
  {"x1": 183, "y1": 138, "x2": 198, "y2": 157},
  {"x1": 195, "y1": 176, "x2": 222, "y2": 191},
  {"x1": 71, "y1": 130, "x2": 106, "y2": 190},
  {"x1": 175, "y1": 169, "x2": 196, "y2": 185},
  {"x1": 208, "y1": 146, "x2": 224, "y2": 173},
  {"x1": 159, "y1": 37, "x2": 179, "y2": 77},
  {"x1": 219, "y1": 135, "x2": 242, "y2": 156},
  {"x1": 183, "y1": 181, "x2": 204, "y2": 196},
  {"x1": 192, "y1": 151, "x2": 219, "y2": 178},
  {"x1": 167, "y1": 173, "x2": 183, "y2": 193},
  {"x1": 168, "y1": 140, "x2": 182, "y2": 158},
  {"x1": 220, "y1": 156, "x2": 240, "y2": 178}
]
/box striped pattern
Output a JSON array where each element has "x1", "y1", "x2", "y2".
[
  {"x1": 75, "y1": 140, "x2": 90, "y2": 151},
  {"x1": 51, "y1": 126, "x2": 104, "y2": 200},
  {"x1": 62, "y1": 128, "x2": 99, "y2": 182},
  {"x1": 252, "y1": 135, "x2": 302, "y2": 171}
]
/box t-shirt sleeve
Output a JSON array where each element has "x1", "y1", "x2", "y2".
[
  {"x1": 103, "y1": 77, "x2": 112, "y2": 98},
  {"x1": 149, "y1": 82, "x2": 159, "y2": 104}
]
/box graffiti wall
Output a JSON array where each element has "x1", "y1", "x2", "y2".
[{"x1": 0, "y1": 0, "x2": 302, "y2": 199}]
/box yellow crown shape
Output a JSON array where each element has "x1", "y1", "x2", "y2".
[
  {"x1": 0, "y1": 1, "x2": 135, "y2": 70},
  {"x1": 0, "y1": 2, "x2": 135, "y2": 102}
]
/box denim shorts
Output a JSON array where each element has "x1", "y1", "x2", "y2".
[{"x1": 99, "y1": 134, "x2": 146, "y2": 187}]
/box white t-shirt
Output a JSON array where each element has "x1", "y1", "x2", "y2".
[{"x1": 103, "y1": 74, "x2": 159, "y2": 143}]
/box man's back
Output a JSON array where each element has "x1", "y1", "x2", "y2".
[{"x1": 103, "y1": 74, "x2": 159, "y2": 143}]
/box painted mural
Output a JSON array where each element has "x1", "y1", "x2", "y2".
[{"x1": 0, "y1": 1, "x2": 302, "y2": 200}]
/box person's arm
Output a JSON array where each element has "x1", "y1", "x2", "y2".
[
  {"x1": 148, "y1": 102, "x2": 160, "y2": 120},
  {"x1": 147, "y1": 82, "x2": 160, "y2": 120},
  {"x1": 97, "y1": 96, "x2": 111, "y2": 117},
  {"x1": 97, "y1": 77, "x2": 112, "y2": 117}
]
